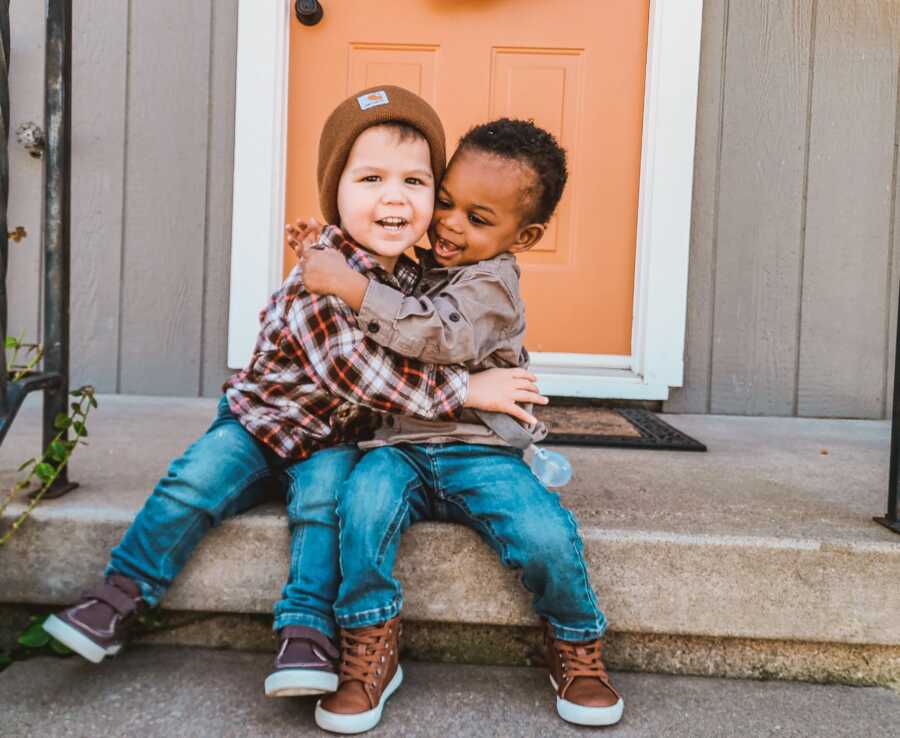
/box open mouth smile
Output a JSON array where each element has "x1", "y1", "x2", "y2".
[
  {"x1": 434, "y1": 235, "x2": 463, "y2": 260},
  {"x1": 376, "y1": 216, "x2": 409, "y2": 233}
]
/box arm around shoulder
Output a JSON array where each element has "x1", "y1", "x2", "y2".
[
  {"x1": 285, "y1": 293, "x2": 470, "y2": 421},
  {"x1": 358, "y1": 269, "x2": 520, "y2": 365}
]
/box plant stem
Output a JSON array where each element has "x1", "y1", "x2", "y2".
[
  {"x1": 0, "y1": 475, "x2": 61, "y2": 546},
  {"x1": 0, "y1": 480, "x2": 34, "y2": 521},
  {"x1": 10, "y1": 344, "x2": 44, "y2": 382},
  {"x1": 0, "y1": 387, "x2": 96, "y2": 546}
]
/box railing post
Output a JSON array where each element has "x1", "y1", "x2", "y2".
[
  {"x1": 0, "y1": 0, "x2": 76, "y2": 484},
  {"x1": 41, "y1": 0, "x2": 76, "y2": 497},
  {"x1": 876, "y1": 280, "x2": 900, "y2": 534}
]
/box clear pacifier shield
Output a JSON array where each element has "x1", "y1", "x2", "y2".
[{"x1": 530, "y1": 447, "x2": 573, "y2": 487}]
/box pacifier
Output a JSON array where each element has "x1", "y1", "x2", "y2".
[{"x1": 529, "y1": 446, "x2": 573, "y2": 487}]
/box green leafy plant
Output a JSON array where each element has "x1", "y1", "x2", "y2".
[
  {"x1": 0, "y1": 338, "x2": 100, "y2": 667},
  {"x1": 5, "y1": 334, "x2": 44, "y2": 381},
  {"x1": 0, "y1": 380, "x2": 97, "y2": 546},
  {"x1": 0, "y1": 615, "x2": 71, "y2": 673}
]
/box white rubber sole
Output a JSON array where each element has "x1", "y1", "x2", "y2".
[
  {"x1": 265, "y1": 668, "x2": 339, "y2": 697},
  {"x1": 314, "y1": 665, "x2": 404, "y2": 734},
  {"x1": 42, "y1": 615, "x2": 122, "y2": 664},
  {"x1": 550, "y1": 675, "x2": 624, "y2": 726}
]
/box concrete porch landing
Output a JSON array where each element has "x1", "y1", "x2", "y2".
[
  {"x1": 4, "y1": 648, "x2": 899, "y2": 738},
  {"x1": 1, "y1": 396, "x2": 899, "y2": 659}
]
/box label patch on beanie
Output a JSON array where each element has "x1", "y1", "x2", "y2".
[{"x1": 357, "y1": 90, "x2": 389, "y2": 110}]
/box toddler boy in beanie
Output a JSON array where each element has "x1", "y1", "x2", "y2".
[{"x1": 317, "y1": 85, "x2": 445, "y2": 226}]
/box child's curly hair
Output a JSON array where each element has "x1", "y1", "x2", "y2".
[{"x1": 456, "y1": 118, "x2": 568, "y2": 224}]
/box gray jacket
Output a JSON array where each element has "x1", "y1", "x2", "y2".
[{"x1": 356, "y1": 248, "x2": 547, "y2": 450}]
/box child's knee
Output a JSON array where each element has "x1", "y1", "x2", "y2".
[
  {"x1": 337, "y1": 450, "x2": 409, "y2": 514},
  {"x1": 516, "y1": 508, "x2": 582, "y2": 567},
  {"x1": 284, "y1": 467, "x2": 342, "y2": 523},
  {"x1": 285, "y1": 488, "x2": 335, "y2": 527},
  {"x1": 153, "y1": 470, "x2": 220, "y2": 516},
  {"x1": 285, "y1": 445, "x2": 362, "y2": 505},
  {"x1": 337, "y1": 472, "x2": 405, "y2": 527}
]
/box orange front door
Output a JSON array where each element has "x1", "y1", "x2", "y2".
[{"x1": 285, "y1": 0, "x2": 649, "y2": 355}]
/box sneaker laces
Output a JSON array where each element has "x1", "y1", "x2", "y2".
[
  {"x1": 554, "y1": 638, "x2": 611, "y2": 683},
  {"x1": 337, "y1": 621, "x2": 395, "y2": 691}
]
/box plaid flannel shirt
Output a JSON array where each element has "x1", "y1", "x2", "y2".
[{"x1": 223, "y1": 225, "x2": 469, "y2": 460}]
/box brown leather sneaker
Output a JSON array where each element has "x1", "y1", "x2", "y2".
[
  {"x1": 544, "y1": 621, "x2": 624, "y2": 726},
  {"x1": 42, "y1": 574, "x2": 144, "y2": 664},
  {"x1": 315, "y1": 616, "x2": 403, "y2": 734},
  {"x1": 265, "y1": 625, "x2": 339, "y2": 697}
]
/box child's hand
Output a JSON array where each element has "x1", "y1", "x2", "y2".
[
  {"x1": 286, "y1": 217, "x2": 323, "y2": 260},
  {"x1": 301, "y1": 248, "x2": 354, "y2": 296},
  {"x1": 464, "y1": 367, "x2": 548, "y2": 425}
]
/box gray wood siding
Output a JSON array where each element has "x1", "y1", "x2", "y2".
[
  {"x1": 666, "y1": 0, "x2": 900, "y2": 418},
  {"x1": 118, "y1": 0, "x2": 212, "y2": 395},
  {"x1": 797, "y1": 1, "x2": 899, "y2": 418},
  {"x1": 5, "y1": 0, "x2": 900, "y2": 417},
  {"x1": 200, "y1": 0, "x2": 239, "y2": 398},
  {"x1": 712, "y1": 0, "x2": 812, "y2": 416},
  {"x1": 70, "y1": 0, "x2": 127, "y2": 393},
  {"x1": 7, "y1": 0, "x2": 237, "y2": 397}
]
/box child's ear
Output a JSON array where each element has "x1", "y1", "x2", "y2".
[{"x1": 509, "y1": 223, "x2": 546, "y2": 255}]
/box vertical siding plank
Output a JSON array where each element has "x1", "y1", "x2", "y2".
[
  {"x1": 664, "y1": 0, "x2": 727, "y2": 414},
  {"x1": 709, "y1": 0, "x2": 813, "y2": 415},
  {"x1": 119, "y1": 1, "x2": 212, "y2": 395},
  {"x1": 889, "y1": 53, "x2": 900, "y2": 418},
  {"x1": 70, "y1": 0, "x2": 128, "y2": 392},
  {"x1": 798, "y1": 0, "x2": 899, "y2": 418},
  {"x1": 200, "y1": 0, "x2": 238, "y2": 397},
  {"x1": 6, "y1": 2, "x2": 45, "y2": 346}
]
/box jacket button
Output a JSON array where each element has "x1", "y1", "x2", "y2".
[
  {"x1": 367, "y1": 321, "x2": 380, "y2": 334},
  {"x1": 449, "y1": 312, "x2": 460, "y2": 322}
]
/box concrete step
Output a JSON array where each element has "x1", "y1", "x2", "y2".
[
  {"x1": 2, "y1": 646, "x2": 898, "y2": 737},
  {"x1": 2, "y1": 396, "x2": 899, "y2": 683}
]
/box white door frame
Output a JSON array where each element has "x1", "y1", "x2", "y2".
[{"x1": 226, "y1": 0, "x2": 704, "y2": 400}]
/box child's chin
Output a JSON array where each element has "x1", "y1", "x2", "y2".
[
  {"x1": 434, "y1": 252, "x2": 462, "y2": 267},
  {"x1": 371, "y1": 240, "x2": 417, "y2": 257}
]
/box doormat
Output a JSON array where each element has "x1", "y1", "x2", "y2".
[{"x1": 536, "y1": 406, "x2": 707, "y2": 452}]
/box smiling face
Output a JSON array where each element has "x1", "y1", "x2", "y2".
[
  {"x1": 429, "y1": 147, "x2": 545, "y2": 268},
  {"x1": 336, "y1": 124, "x2": 435, "y2": 271}
]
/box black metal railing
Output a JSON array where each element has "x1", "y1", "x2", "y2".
[
  {"x1": 0, "y1": 0, "x2": 77, "y2": 498},
  {"x1": 875, "y1": 284, "x2": 900, "y2": 535}
]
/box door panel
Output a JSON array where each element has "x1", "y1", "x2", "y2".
[{"x1": 285, "y1": 0, "x2": 650, "y2": 355}]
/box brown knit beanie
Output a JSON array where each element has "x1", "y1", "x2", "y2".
[{"x1": 317, "y1": 86, "x2": 446, "y2": 225}]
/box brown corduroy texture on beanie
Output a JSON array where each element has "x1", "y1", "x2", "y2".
[{"x1": 317, "y1": 85, "x2": 446, "y2": 225}]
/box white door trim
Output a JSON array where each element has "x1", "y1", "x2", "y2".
[
  {"x1": 226, "y1": 0, "x2": 704, "y2": 400},
  {"x1": 226, "y1": 0, "x2": 291, "y2": 367}
]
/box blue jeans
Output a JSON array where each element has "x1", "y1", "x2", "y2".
[
  {"x1": 107, "y1": 396, "x2": 360, "y2": 638},
  {"x1": 334, "y1": 443, "x2": 606, "y2": 641}
]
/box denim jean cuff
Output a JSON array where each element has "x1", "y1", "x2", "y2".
[
  {"x1": 334, "y1": 598, "x2": 402, "y2": 629},
  {"x1": 549, "y1": 615, "x2": 607, "y2": 642},
  {"x1": 272, "y1": 612, "x2": 336, "y2": 641},
  {"x1": 104, "y1": 565, "x2": 163, "y2": 608}
]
